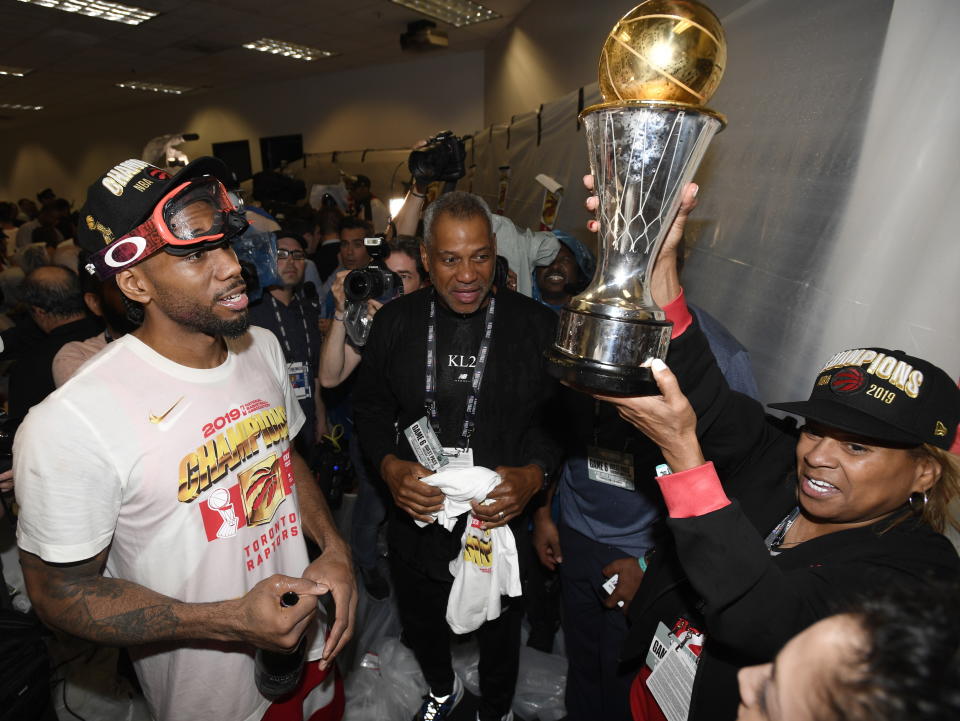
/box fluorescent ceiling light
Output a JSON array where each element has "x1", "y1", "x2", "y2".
[
  {"x1": 117, "y1": 81, "x2": 193, "y2": 94},
  {"x1": 16, "y1": 0, "x2": 158, "y2": 26},
  {"x1": 0, "y1": 103, "x2": 44, "y2": 111},
  {"x1": 0, "y1": 65, "x2": 33, "y2": 77},
  {"x1": 390, "y1": 0, "x2": 500, "y2": 28},
  {"x1": 242, "y1": 38, "x2": 337, "y2": 61}
]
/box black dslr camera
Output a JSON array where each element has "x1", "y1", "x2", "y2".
[
  {"x1": 344, "y1": 236, "x2": 402, "y2": 304},
  {"x1": 343, "y1": 236, "x2": 403, "y2": 346},
  {"x1": 408, "y1": 131, "x2": 467, "y2": 185}
]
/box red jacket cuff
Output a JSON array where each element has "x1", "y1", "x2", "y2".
[
  {"x1": 662, "y1": 289, "x2": 691, "y2": 339},
  {"x1": 656, "y1": 461, "x2": 731, "y2": 518}
]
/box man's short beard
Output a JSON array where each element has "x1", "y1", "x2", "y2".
[{"x1": 152, "y1": 284, "x2": 250, "y2": 338}]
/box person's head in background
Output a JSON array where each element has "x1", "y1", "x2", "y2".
[
  {"x1": 317, "y1": 205, "x2": 343, "y2": 242},
  {"x1": 282, "y1": 208, "x2": 319, "y2": 255},
  {"x1": 77, "y1": 252, "x2": 139, "y2": 339},
  {"x1": 20, "y1": 265, "x2": 86, "y2": 333},
  {"x1": 387, "y1": 235, "x2": 429, "y2": 296},
  {"x1": 35, "y1": 205, "x2": 59, "y2": 231},
  {"x1": 421, "y1": 191, "x2": 496, "y2": 315},
  {"x1": 18, "y1": 198, "x2": 38, "y2": 222},
  {"x1": 275, "y1": 234, "x2": 307, "y2": 291},
  {"x1": 52, "y1": 198, "x2": 76, "y2": 240},
  {"x1": 0, "y1": 202, "x2": 17, "y2": 229},
  {"x1": 737, "y1": 584, "x2": 960, "y2": 721},
  {"x1": 32, "y1": 225, "x2": 61, "y2": 262},
  {"x1": 349, "y1": 174, "x2": 372, "y2": 204},
  {"x1": 534, "y1": 230, "x2": 595, "y2": 310},
  {"x1": 0, "y1": 202, "x2": 17, "y2": 260},
  {"x1": 17, "y1": 244, "x2": 49, "y2": 276},
  {"x1": 338, "y1": 217, "x2": 371, "y2": 270},
  {"x1": 36, "y1": 188, "x2": 57, "y2": 208}
]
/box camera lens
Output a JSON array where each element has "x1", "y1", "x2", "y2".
[{"x1": 344, "y1": 270, "x2": 371, "y2": 302}]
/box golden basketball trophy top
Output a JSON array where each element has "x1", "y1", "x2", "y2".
[{"x1": 594, "y1": 0, "x2": 726, "y2": 119}]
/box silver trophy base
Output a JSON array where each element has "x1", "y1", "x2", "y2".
[{"x1": 545, "y1": 309, "x2": 672, "y2": 396}]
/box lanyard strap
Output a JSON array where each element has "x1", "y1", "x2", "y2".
[
  {"x1": 424, "y1": 293, "x2": 496, "y2": 448},
  {"x1": 269, "y1": 293, "x2": 313, "y2": 363}
]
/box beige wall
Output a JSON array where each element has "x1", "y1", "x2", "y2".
[
  {"x1": 0, "y1": 50, "x2": 483, "y2": 204},
  {"x1": 2, "y1": 1, "x2": 652, "y2": 204},
  {"x1": 482, "y1": 0, "x2": 625, "y2": 126}
]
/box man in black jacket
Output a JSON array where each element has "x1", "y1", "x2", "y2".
[
  {"x1": 7, "y1": 264, "x2": 100, "y2": 425},
  {"x1": 353, "y1": 191, "x2": 560, "y2": 721}
]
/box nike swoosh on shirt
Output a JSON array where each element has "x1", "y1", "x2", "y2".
[{"x1": 149, "y1": 397, "x2": 185, "y2": 424}]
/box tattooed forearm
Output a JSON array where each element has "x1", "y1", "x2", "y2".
[
  {"x1": 53, "y1": 580, "x2": 184, "y2": 644},
  {"x1": 91, "y1": 603, "x2": 182, "y2": 643},
  {"x1": 19, "y1": 548, "x2": 230, "y2": 646}
]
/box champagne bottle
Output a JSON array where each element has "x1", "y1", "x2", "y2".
[{"x1": 254, "y1": 591, "x2": 306, "y2": 700}]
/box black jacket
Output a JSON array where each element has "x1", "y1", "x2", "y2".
[
  {"x1": 622, "y1": 319, "x2": 960, "y2": 720},
  {"x1": 353, "y1": 287, "x2": 561, "y2": 578}
]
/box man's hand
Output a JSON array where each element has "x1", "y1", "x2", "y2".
[
  {"x1": 0, "y1": 468, "x2": 13, "y2": 493},
  {"x1": 331, "y1": 270, "x2": 349, "y2": 314},
  {"x1": 380, "y1": 454, "x2": 443, "y2": 523},
  {"x1": 302, "y1": 543, "x2": 356, "y2": 670},
  {"x1": 601, "y1": 557, "x2": 644, "y2": 614},
  {"x1": 595, "y1": 360, "x2": 704, "y2": 473},
  {"x1": 235, "y1": 575, "x2": 326, "y2": 652},
  {"x1": 532, "y1": 506, "x2": 563, "y2": 570},
  {"x1": 583, "y1": 175, "x2": 698, "y2": 306},
  {"x1": 470, "y1": 464, "x2": 543, "y2": 530}
]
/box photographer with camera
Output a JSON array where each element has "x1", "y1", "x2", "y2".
[
  {"x1": 320, "y1": 236, "x2": 428, "y2": 600},
  {"x1": 316, "y1": 217, "x2": 373, "y2": 328},
  {"x1": 354, "y1": 192, "x2": 560, "y2": 721},
  {"x1": 394, "y1": 132, "x2": 561, "y2": 298}
]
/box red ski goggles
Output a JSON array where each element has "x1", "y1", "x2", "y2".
[{"x1": 85, "y1": 177, "x2": 248, "y2": 280}]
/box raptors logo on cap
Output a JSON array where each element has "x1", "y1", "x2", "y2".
[{"x1": 830, "y1": 367, "x2": 867, "y2": 395}]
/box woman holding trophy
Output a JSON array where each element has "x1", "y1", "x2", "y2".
[
  {"x1": 547, "y1": 2, "x2": 959, "y2": 719},
  {"x1": 595, "y1": 181, "x2": 960, "y2": 719}
]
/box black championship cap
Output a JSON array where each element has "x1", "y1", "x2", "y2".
[
  {"x1": 77, "y1": 156, "x2": 234, "y2": 259},
  {"x1": 769, "y1": 347, "x2": 960, "y2": 450}
]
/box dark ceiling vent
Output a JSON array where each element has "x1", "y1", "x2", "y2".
[{"x1": 400, "y1": 20, "x2": 448, "y2": 52}]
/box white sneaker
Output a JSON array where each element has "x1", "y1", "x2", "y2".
[{"x1": 414, "y1": 674, "x2": 464, "y2": 721}]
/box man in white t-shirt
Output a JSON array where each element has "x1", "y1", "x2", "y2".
[{"x1": 13, "y1": 157, "x2": 356, "y2": 721}]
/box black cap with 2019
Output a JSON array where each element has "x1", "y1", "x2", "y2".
[
  {"x1": 77, "y1": 156, "x2": 235, "y2": 258},
  {"x1": 769, "y1": 347, "x2": 959, "y2": 450}
]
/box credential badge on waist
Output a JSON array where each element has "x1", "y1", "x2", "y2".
[
  {"x1": 404, "y1": 416, "x2": 448, "y2": 472},
  {"x1": 286, "y1": 361, "x2": 311, "y2": 400},
  {"x1": 587, "y1": 446, "x2": 635, "y2": 490}
]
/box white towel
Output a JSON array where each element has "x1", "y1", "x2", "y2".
[
  {"x1": 410, "y1": 465, "x2": 523, "y2": 634},
  {"x1": 414, "y1": 466, "x2": 501, "y2": 531}
]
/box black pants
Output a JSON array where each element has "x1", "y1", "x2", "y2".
[
  {"x1": 558, "y1": 523, "x2": 636, "y2": 721},
  {"x1": 390, "y1": 550, "x2": 522, "y2": 720}
]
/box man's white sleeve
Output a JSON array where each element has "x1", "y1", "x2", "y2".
[{"x1": 14, "y1": 400, "x2": 122, "y2": 562}]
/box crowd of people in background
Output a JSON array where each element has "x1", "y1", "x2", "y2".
[{"x1": 1, "y1": 159, "x2": 958, "y2": 721}]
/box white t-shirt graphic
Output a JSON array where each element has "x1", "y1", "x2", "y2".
[{"x1": 15, "y1": 327, "x2": 323, "y2": 721}]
